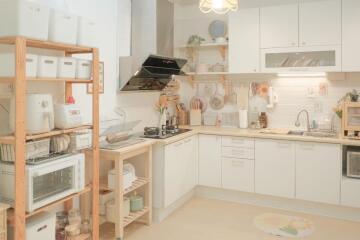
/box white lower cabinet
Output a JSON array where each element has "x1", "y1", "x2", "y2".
[
  {"x1": 222, "y1": 157, "x2": 254, "y2": 192},
  {"x1": 295, "y1": 142, "x2": 341, "y2": 205},
  {"x1": 198, "y1": 135, "x2": 221, "y2": 188},
  {"x1": 153, "y1": 136, "x2": 198, "y2": 209},
  {"x1": 255, "y1": 139, "x2": 296, "y2": 198},
  {"x1": 341, "y1": 177, "x2": 360, "y2": 208}
]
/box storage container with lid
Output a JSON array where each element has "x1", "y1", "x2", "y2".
[
  {"x1": 77, "y1": 16, "x2": 97, "y2": 47},
  {"x1": 0, "y1": 0, "x2": 50, "y2": 40},
  {"x1": 49, "y1": 10, "x2": 78, "y2": 44},
  {"x1": 0, "y1": 53, "x2": 37, "y2": 77},
  {"x1": 76, "y1": 59, "x2": 92, "y2": 79},
  {"x1": 37, "y1": 55, "x2": 58, "y2": 78},
  {"x1": 57, "y1": 57, "x2": 76, "y2": 78}
]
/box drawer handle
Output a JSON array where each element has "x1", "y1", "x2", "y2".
[
  {"x1": 232, "y1": 138, "x2": 244, "y2": 143},
  {"x1": 231, "y1": 149, "x2": 244, "y2": 155},
  {"x1": 232, "y1": 160, "x2": 244, "y2": 167}
]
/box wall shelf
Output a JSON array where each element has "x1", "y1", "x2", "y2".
[{"x1": 176, "y1": 42, "x2": 228, "y2": 49}]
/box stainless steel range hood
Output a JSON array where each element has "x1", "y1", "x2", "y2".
[
  {"x1": 120, "y1": 54, "x2": 187, "y2": 91},
  {"x1": 119, "y1": 0, "x2": 186, "y2": 92}
]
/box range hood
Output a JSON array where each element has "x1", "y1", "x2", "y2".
[{"x1": 120, "y1": 55, "x2": 187, "y2": 91}]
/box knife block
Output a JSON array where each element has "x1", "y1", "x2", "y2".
[{"x1": 190, "y1": 109, "x2": 202, "y2": 126}]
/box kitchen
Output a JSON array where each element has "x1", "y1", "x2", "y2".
[{"x1": 1, "y1": 0, "x2": 360, "y2": 239}]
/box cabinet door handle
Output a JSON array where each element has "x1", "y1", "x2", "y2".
[
  {"x1": 174, "y1": 142, "x2": 183, "y2": 147},
  {"x1": 231, "y1": 160, "x2": 245, "y2": 167},
  {"x1": 184, "y1": 138, "x2": 192, "y2": 143}
]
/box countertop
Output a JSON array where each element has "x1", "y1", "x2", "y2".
[{"x1": 156, "y1": 126, "x2": 360, "y2": 146}]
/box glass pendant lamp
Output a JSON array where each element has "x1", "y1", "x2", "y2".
[{"x1": 199, "y1": 0, "x2": 238, "y2": 14}]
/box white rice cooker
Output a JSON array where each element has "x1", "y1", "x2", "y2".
[{"x1": 9, "y1": 94, "x2": 55, "y2": 134}]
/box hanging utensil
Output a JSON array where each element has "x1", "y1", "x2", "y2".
[{"x1": 209, "y1": 83, "x2": 225, "y2": 110}]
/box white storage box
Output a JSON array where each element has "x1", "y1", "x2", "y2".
[
  {"x1": 68, "y1": 131, "x2": 92, "y2": 152},
  {"x1": 77, "y1": 17, "x2": 97, "y2": 47},
  {"x1": 9, "y1": 212, "x2": 56, "y2": 240},
  {"x1": 106, "y1": 198, "x2": 130, "y2": 223},
  {"x1": 37, "y1": 56, "x2": 57, "y2": 78},
  {"x1": 0, "y1": 53, "x2": 37, "y2": 77},
  {"x1": 54, "y1": 104, "x2": 83, "y2": 129},
  {"x1": 0, "y1": 138, "x2": 50, "y2": 162},
  {"x1": 49, "y1": 10, "x2": 78, "y2": 44},
  {"x1": 108, "y1": 166, "x2": 136, "y2": 191},
  {"x1": 76, "y1": 59, "x2": 92, "y2": 79},
  {"x1": 0, "y1": 1, "x2": 49, "y2": 40},
  {"x1": 57, "y1": 57, "x2": 76, "y2": 78}
]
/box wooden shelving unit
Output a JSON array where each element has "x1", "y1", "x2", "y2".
[
  {"x1": 97, "y1": 141, "x2": 153, "y2": 240},
  {"x1": 0, "y1": 36, "x2": 100, "y2": 240}
]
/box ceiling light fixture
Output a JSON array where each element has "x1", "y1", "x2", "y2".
[{"x1": 199, "y1": 0, "x2": 238, "y2": 14}]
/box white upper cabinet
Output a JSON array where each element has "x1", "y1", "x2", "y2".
[
  {"x1": 299, "y1": 0, "x2": 341, "y2": 47},
  {"x1": 342, "y1": 0, "x2": 360, "y2": 72},
  {"x1": 296, "y1": 142, "x2": 341, "y2": 205},
  {"x1": 260, "y1": 4, "x2": 299, "y2": 49},
  {"x1": 229, "y1": 8, "x2": 260, "y2": 73},
  {"x1": 255, "y1": 139, "x2": 295, "y2": 198},
  {"x1": 198, "y1": 135, "x2": 221, "y2": 188}
]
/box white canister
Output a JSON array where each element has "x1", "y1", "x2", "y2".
[
  {"x1": 57, "y1": 57, "x2": 76, "y2": 78},
  {"x1": 77, "y1": 16, "x2": 97, "y2": 47},
  {"x1": 37, "y1": 56, "x2": 58, "y2": 78},
  {"x1": 239, "y1": 109, "x2": 248, "y2": 129}
]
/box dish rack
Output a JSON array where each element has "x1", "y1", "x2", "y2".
[{"x1": 0, "y1": 138, "x2": 50, "y2": 162}]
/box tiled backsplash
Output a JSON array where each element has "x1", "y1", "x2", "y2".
[{"x1": 178, "y1": 73, "x2": 360, "y2": 131}]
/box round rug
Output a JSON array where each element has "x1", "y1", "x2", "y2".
[{"x1": 254, "y1": 213, "x2": 315, "y2": 238}]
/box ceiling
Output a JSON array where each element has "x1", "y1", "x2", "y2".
[{"x1": 170, "y1": 0, "x2": 328, "y2": 8}]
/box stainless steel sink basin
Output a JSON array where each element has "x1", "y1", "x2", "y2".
[{"x1": 287, "y1": 130, "x2": 337, "y2": 138}]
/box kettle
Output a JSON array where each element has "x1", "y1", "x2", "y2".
[{"x1": 9, "y1": 94, "x2": 55, "y2": 134}]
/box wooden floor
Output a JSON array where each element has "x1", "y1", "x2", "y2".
[{"x1": 103, "y1": 197, "x2": 360, "y2": 240}]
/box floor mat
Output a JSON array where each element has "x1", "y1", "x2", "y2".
[{"x1": 254, "y1": 213, "x2": 315, "y2": 238}]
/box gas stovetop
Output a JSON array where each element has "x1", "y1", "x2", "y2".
[{"x1": 142, "y1": 126, "x2": 192, "y2": 139}]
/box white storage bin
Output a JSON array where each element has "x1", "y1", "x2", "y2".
[
  {"x1": 54, "y1": 104, "x2": 83, "y2": 129},
  {"x1": 0, "y1": 138, "x2": 50, "y2": 162},
  {"x1": 37, "y1": 56, "x2": 58, "y2": 78},
  {"x1": 0, "y1": 53, "x2": 37, "y2": 77},
  {"x1": 76, "y1": 59, "x2": 92, "y2": 79},
  {"x1": 68, "y1": 131, "x2": 92, "y2": 152},
  {"x1": 57, "y1": 57, "x2": 76, "y2": 78},
  {"x1": 49, "y1": 10, "x2": 78, "y2": 44},
  {"x1": 77, "y1": 17, "x2": 97, "y2": 47},
  {"x1": 0, "y1": 1, "x2": 49, "y2": 40}
]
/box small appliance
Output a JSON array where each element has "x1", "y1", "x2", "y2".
[
  {"x1": 9, "y1": 94, "x2": 54, "y2": 134},
  {"x1": 0, "y1": 153, "x2": 85, "y2": 212},
  {"x1": 347, "y1": 150, "x2": 360, "y2": 178},
  {"x1": 54, "y1": 103, "x2": 83, "y2": 129}
]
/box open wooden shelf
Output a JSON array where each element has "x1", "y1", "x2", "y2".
[
  {"x1": 0, "y1": 125, "x2": 92, "y2": 144},
  {"x1": 123, "y1": 207, "x2": 149, "y2": 227},
  {"x1": 100, "y1": 177, "x2": 149, "y2": 196},
  {"x1": 7, "y1": 185, "x2": 92, "y2": 225},
  {"x1": 0, "y1": 36, "x2": 93, "y2": 54},
  {"x1": 27, "y1": 78, "x2": 93, "y2": 84},
  {"x1": 0, "y1": 77, "x2": 15, "y2": 83}
]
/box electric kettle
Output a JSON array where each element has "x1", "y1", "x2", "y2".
[{"x1": 9, "y1": 94, "x2": 55, "y2": 134}]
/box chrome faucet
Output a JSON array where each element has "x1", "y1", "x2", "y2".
[{"x1": 295, "y1": 109, "x2": 311, "y2": 132}]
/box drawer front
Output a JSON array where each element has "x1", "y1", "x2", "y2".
[
  {"x1": 222, "y1": 136, "x2": 254, "y2": 148},
  {"x1": 222, "y1": 157, "x2": 254, "y2": 192},
  {"x1": 222, "y1": 146, "x2": 254, "y2": 159}
]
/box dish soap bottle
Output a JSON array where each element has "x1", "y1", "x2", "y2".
[{"x1": 259, "y1": 112, "x2": 268, "y2": 128}]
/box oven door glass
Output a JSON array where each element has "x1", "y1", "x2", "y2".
[{"x1": 32, "y1": 166, "x2": 75, "y2": 203}]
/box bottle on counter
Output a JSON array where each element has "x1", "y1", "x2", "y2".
[{"x1": 259, "y1": 112, "x2": 268, "y2": 128}]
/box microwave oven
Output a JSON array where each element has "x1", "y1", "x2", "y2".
[
  {"x1": 0, "y1": 153, "x2": 85, "y2": 212},
  {"x1": 347, "y1": 151, "x2": 360, "y2": 178}
]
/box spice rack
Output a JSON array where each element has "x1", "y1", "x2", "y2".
[
  {"x1": 342, "y1": 102, "x2": 360, "y2": 139},
  {"x1": 0, "y1": 36, "x2": 100, "y2": 240}
]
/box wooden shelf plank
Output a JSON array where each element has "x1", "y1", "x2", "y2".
[
  {"x1": 0, "y1": 37, "x2": 93, "y2": 54},
  {"x1": 100, "y1": 177, "x2": 149, "y2": 195},
  {"x1": 0, "y1": 77, "x2": 15, "y2": 83},
  {"x1": 7, "y1": 185, "x2": 92, "y2": 225},
  {"x1": 0, "y1": 136, "x2": 15, "y2": 145},
  {"x1": 123, "y1": 207, "x2": 149, "y2": 227},
  {"x1": 27, "y1": 77, "x2": 93, "y2": 84}
]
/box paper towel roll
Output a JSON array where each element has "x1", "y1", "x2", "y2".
[{"x1": 239, "y1": 109, "x2": 248, "y2": 129}]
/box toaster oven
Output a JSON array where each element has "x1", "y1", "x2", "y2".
[
  {"x1": 0, "y1": 153, "x2": 85, "y2": 212},
  {"x1": 347, "y1": 151, "x2": 360, "y2": 178}
]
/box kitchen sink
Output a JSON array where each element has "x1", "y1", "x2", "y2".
[{"x1": 287, "y1": 130, "x2": 337, "y2": 138}]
